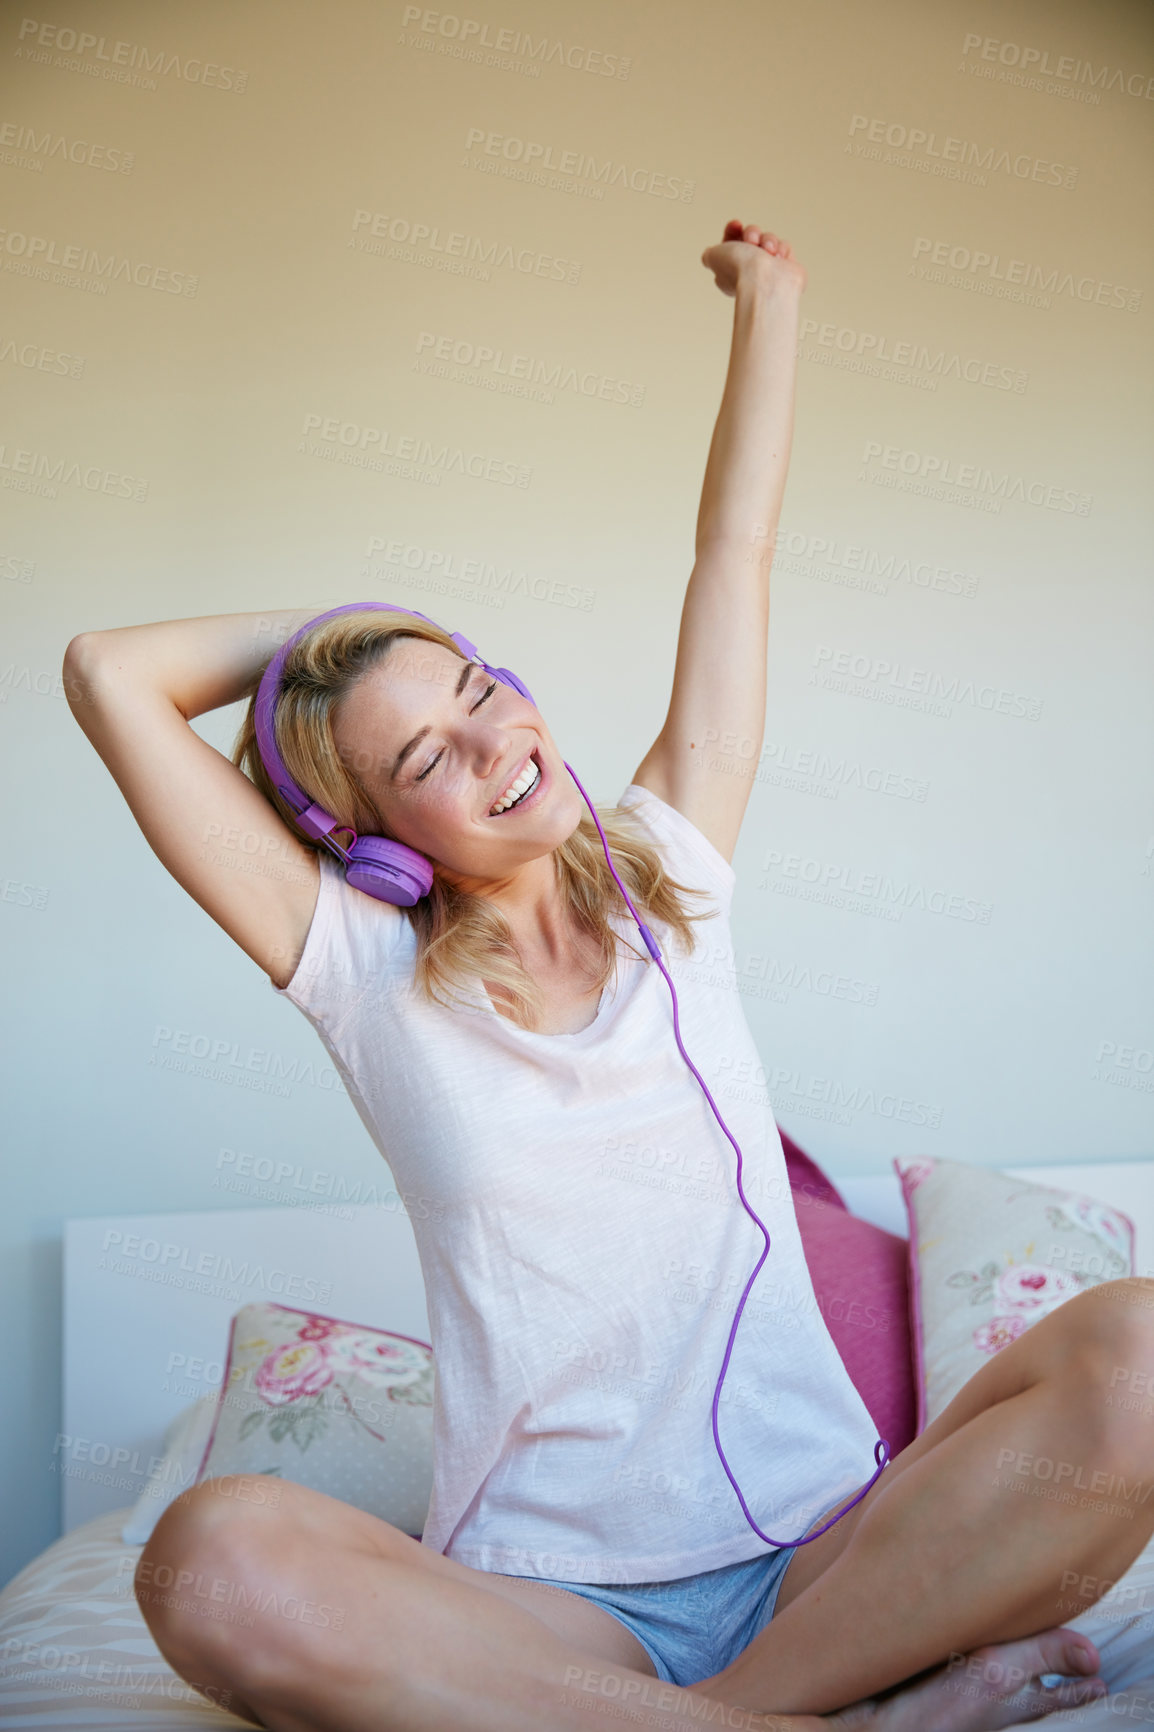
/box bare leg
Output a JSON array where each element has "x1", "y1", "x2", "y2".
[
  {"x1": 697, "y1": 1278, "x2": 1154, "y2": 1716},
  {"x1": 135, "y1": 1474, "x2": 1105, "y2": 1732}
]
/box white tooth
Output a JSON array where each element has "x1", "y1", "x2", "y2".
[{"x1": 490, "y1": 760, "x2": 539, "y2": 814}]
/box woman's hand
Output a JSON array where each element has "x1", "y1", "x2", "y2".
[{"x1": 701, "y1": 218, "x2": 807, "y2": 299}]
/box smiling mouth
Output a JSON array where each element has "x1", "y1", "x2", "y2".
[{"x1": 489, "y1": 751, "x2": 542, "y2": 816}]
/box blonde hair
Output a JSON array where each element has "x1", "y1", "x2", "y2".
[{"x1": 232, "y1": 608, "x2": 717, "y2": 1029}]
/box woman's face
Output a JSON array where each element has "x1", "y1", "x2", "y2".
[{"x1": 330, "y1": 637, "x2": 586, "y2": 889}]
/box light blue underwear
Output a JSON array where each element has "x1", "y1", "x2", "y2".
[{"x1": 503, "y1": 1545, "x2": 797, "y2": 1688}]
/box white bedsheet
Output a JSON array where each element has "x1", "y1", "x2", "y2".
[{"x1": 0, "y1": 1509, "x2": 251, "y2": 1729}]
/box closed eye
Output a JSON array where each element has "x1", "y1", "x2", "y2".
[{"x1": 414, "y1": 678, "x2": 498, "y2": 782}]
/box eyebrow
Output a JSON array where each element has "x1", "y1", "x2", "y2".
[{"x1": 389, "y1": 658, "x2": 478, "y2": 783}]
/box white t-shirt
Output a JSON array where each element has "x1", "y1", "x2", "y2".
[{"x1": 273, "y1": 781, "x2": 880, "y2": 1583}]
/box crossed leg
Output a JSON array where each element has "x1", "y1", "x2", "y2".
[
  {"x1": 695, "y1": 1276, "x2": 1154, "y2": 1717},
  {"x1": 129, "y1": 1295, "x2": 1154, "y2": 1731},
  {"x1": 134, "y1": 1472, "x2": 1105, "y2": 1732}
]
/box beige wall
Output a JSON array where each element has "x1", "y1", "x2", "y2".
[{"x1": 2, "y1": 0, "x2": 1151, "y2": 1578}]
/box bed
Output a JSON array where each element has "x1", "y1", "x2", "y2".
[{"x1": 2, "y1": 1157, "x2": 1153, "y2": 1729}]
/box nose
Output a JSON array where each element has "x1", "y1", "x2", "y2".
[{"x1": 467, "y1": 717, "x2": 508, "y2": 779}]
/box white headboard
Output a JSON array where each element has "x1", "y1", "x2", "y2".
[{"x1": 62, "y1": 1162, "x2": 1154, "y2": 1532}]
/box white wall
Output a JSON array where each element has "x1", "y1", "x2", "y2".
[{"x1": 2, "y1": 0, "x2": 1152, "y2": 1583}]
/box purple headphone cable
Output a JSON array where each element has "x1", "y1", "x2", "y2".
[{"x1": 563, "y1": 758, "x2": 891, "y2": 1548}]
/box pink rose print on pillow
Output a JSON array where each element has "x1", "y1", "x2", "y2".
[
  {"x1": 948, "y1": 1259, "x2": 1081, "y2": 1315},
  {"x1": 973, "y1": 1315, "x2": 1028, "y2": 1355},
  {"x1": 325, "y1": 1330, "x2": 427, "y2": 1389},
  {"x1": 994, "y1": 1264, "x2": 1080, "y2": 1314},
  {"x1": 254, "y1": 1340, "x2": 334, "y2": 1407},
  {"x1": 297, "y1": 1315, "x2": 343, "y2": 1342},
  {"x1": 237, "y1": 1313, "x2": 434, "y2": 1455}
]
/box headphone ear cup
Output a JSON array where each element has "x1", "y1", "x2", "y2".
[{"x1": 345, "y1": 835, "x2": 434, "y2": 905}]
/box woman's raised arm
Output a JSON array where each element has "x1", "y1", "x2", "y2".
[
  {"x1": 632, "y1": 219, "x2": 807, "y2": 862},
  {"x1": 62, "y1": 609, "x2": 325, "y2": 988}
]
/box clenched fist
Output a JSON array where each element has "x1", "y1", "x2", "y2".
[{"x1": 701, "y1": 219, "x2": 807, "y2": 298}]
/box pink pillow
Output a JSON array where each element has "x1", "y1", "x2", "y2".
[{"x1": 781, "y1": 1131, "x2": 917, "y2": 1458}]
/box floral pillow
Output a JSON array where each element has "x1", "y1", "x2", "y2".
[
  {"x1": 195, "y1": 1302, "x2": 435, "y2": 1535},
  {"x1": 896, "y1": 1155, "x2": 1135, "y2": 1432}
]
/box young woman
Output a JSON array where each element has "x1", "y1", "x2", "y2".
[{"x1": 62, "y1": 221, "x2": 1150, "y2": 1732}]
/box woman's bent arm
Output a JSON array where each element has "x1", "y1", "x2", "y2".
[{"x1": 63, "y1": 609, "x2": 325, "y2": 989}]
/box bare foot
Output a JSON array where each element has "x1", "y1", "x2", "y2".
[{"x1": 820, "y1": 1627, "x2": 1106, "y2": 1731}]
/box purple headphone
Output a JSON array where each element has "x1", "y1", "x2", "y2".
[
  {"x1": 254, "y1": 601, "x2": 891, "y2": 1543},
  {"x1": 253, "y1": 602, "x2": 538, "y2": 906}
]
